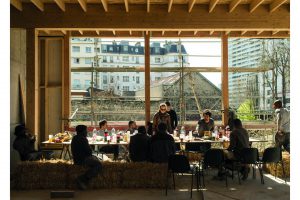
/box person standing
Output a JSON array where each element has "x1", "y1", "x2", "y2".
[
  {"x1": 165, "y1": 101, "x2": 178, "y2": 131},
  {"x1": 71, "y1": 125, "x2": 102, "y2": 190},
  {"x1": 273, "y1": 100, "x2": 290, "y2": 153},
  {"x1": 153, "y1": 103, "x2": 172, "y2": 134}
]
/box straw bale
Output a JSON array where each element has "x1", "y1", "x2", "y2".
[{"x1": 265, "y1": 152, "x2": 290, "y2": 178}]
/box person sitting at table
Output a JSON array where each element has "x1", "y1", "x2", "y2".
[
  {"x1": 129, "y1": 126, "x2": 150, "y2": 162},
  {"x1": 13, "y1": 124, "x2": 53, "y2": 161},
  {"x1": 98, "y1": 119, "x2": 119, "y2": 160},
  {"x1": 197, "y1": 109, "x2": 214, "y2": 153},
  {"x1": 223, "y1": 118, "x2": 250, "y2": 180},
  {"x1": 71, "y1": 125, "x2": 102, "y2": 190},
  {"x1": 98, "y1": 119, "x2": 108, "y2": 136},
  {"x1": 153, "y1": 103, "x2": 173, "y2": 134},
  {"x1": 149, "y1": 122, "x2": 175, "y2": 163},
  {"x1": 197, "y1": 109, "x2": 215, "y2": 137},
  {"x1": 127, "y1": 120, "x2": 137, "y2": 135}
]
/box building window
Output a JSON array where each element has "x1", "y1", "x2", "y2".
[
  {"x1": 85, "y1": 58, "x2": 92, "y2": 64},
  {"x1": 85, "y1": 47, "x2": 92, "y2": 53},
  {"x1": 135, "y1": 48, "x2": 139, "y2": 53},
  {"x1": 136, "y1": 57, "x2": 139, "y2": 64},
  {"x1": 102, "y1": 45, "x2": 107, "y2": 52},
  {"x1": 103, "y1": 56, "x2": 107, "y2": 62},
  {"x1": 123, "y1": 86, "x2": 129, "y2": 91},
  {"x1": 109, "y1": 46, "x2": 113, "y2": 51},
  {"x1": 132, "y1": 56, "x2": 135, "y2": 61},
  {"x1": 84, "y1": 80, "x2": 90, "y2": 88},
  {"x1": 73, "y1": 58, "x2": 80, "y2": 64},
  {"x1": 155, "y1": 57, "x2": 161, "y2": 63},
  {"x1": 110, "y1": 76, "x2": 114, "y2": 83},
  {"x1": 123, "y1": 56, "x2": 129, "y2": 62},
  {"x1": 123, "y1": 46, "x2": 128, "y2": 51},
  {"x1": 133, "y1": 76, "x2": 135, "y2": 81},
  {"x1": 73, "y1": 79, "x2": 81, "y2": 88},
  {"x1": 110, "y1": 56, "x2": 113, "y2": 63},
  {"x1": 174, "y1": 56, "x2": 178, "y2": 63},
  {"x1": 155, "y1": 47, "x2": 160, "y2": 54},
  {"x1": 103, "y1": 75, "x2": 108, "y2": 84},
  {"x1": 136, "y1": 77, "x2": 140, "y2": 84},
  {"x1": 123, "y1": 76, "x2": 129, "y2": 82},
  {"x1": 72, "y1": 46, "x2": 80, "y2": 52},
  {"x1": 94, "y1": 47, "x2": 100, "y2": 53}
]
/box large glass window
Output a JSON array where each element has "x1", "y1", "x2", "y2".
[{"x1": 72, "y1": 46, "x2": 80, "y2": 52}]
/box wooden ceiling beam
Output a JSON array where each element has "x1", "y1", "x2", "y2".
[
  {"x1": 209, "y1": 0, "x2": 220, "y2": 13},
  {"x1": 30, "y1": 0, "x2": 44, "y2": 11},
  {"x1": 77, "y1": 0, "x2": 87, "y2": 12},
  {"x1": 168, "y1": 0, "x2": 173, "y2": 13},
  {"x1": 129, "y1": 30, "x2": 132, "y2": 35},
  {"x1": 241, "y1": 30, "x2": 247, "y2": 35},
  {"x1": 188, "y1": 0, "x2": 196, "y2": 13},
  {"x1": 100, "y1": 0, "x2": 108, "y2": 12},
  {"x1": 229, "y1": 0, "x2": 242, "y2": 13},
  {"x1": 178, "y1": 31, "x2": 181, "y2": 36},
  {"x1": 11, "y1": 4, "x2": 290, "y2": 30},
  {"x1": 250, "y1": 0, "x2": 264, "y2": 13},
  {"x1": 95, "y1": 30, "x2": 100, "y2": 35},
  {"x1": 210, "y1": 31, "x2": 214, "y2": 35},
  {"x1": 66, "y1": 30, "x2": 289, "y2": 38},
  {"x1": 44, "y1": 30, "x2": 50, "y2": 34},
  {"x1": 257, "y1": 30, "x2": 263, "y2": 35},
  {"x1": 162, "y1": 31, "x2": 165, "y2": 36},
  {"x1": 272, "y1": 30, "x2": 279, "y2": 35},
  {"x1": 194, "y1": 31, "x2": 198, "y2": 35},
  {"x1": 54, "y1": 0, "x2": 65, "y2": 12},
  {"x1": 11, "y1": 0, "x2": 22, "y2": 11},
  {"x1": 78, "y1": 30, "x2": 83, "y2": 35},
  {"x1": 147, "y1": 0, "x2": 150, "y2": 13},
  {"x1": 225, "y1": 31, "x2": 230, "y2": 35},
  {"x1": 112, "y1": 30, "x2": 116, "y2": 35},
  {"x1": 61, "y1": 30, "x2": 67, "y2": 35},
  {"x1": 124, "y1": 0, "x2": 129, "y2": 12},
  {"x1": 270, "y1": 0, "x2": 287, "y2": 13}
]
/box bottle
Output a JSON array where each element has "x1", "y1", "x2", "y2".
[
  {"x1": 180, "y1": 126, "x2": 185, "y2": 135},
  {"x1": 104, "y1": 129, "x2": 108, "y2": 142},
  {"x1": 213, "y1": 126, "x2": 218, "y2": 140},
  {"x1": 92, "y1": 128, "x2": 97, "y2": 142},
  {"x1": 195, "y1": 124, "x2": 199, "y2": 133},
  {"x1": 111, "y1": 128, "x2": 116, "y2": 135},
  {"x1": 218, "y1": 126, "x2": 223, "y2": 138},
  {"x1": 117, "y1": 133, "x2": 120, "y2": 143}
]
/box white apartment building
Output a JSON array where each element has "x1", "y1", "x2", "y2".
[{"x1": 70, "y1": 38, "x2": 189, "y2": 96}]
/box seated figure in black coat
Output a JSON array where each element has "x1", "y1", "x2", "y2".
[
  {"x1": 129, "y1": 126, "x2": 150, "y2": 162},
  {"x1": 149, "y1": 122, "x2": 175, "y2": 163},
  {"x1": 13, "y1": 124, "x2": 52, "y2": 161},
  {"x1": 71, "y1": 125, "x2": 102, "y2": 190}
]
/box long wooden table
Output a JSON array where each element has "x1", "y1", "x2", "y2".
[{"x1": 42, "y1": 137, "x2": 269, "y2": 160}]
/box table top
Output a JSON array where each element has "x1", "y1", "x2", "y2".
[{"x1": 42, "y1": 137, "x2": 268, "y2": 145}]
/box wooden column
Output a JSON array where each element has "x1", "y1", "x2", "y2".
[
  {"x1": 63, "y1": 32, "x2": 70, "y2": 130},
  {"x1": 26, "y1": 28, "x2": 38, "y2": 135},
  {"x1": 221, "y1": 34, "x2": 229, "y2": 126},
  {"x1": 144, "y1": 32, "x2": 151, "y2": 125}
]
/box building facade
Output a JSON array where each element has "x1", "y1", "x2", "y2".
[{"x1": 70, "y1": 38, "x2": 189, "y2": 96}]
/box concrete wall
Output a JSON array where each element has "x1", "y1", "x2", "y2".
[{"x1": 10, "y1": 28, "x2": 26, "y2": 170}]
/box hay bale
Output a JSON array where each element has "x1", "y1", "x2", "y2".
[
  {"x1": 13, "y1": 160, "x2": 69, "y2": 189},
  {"x1": 121, "y1": 162, "x2": 168, "y2": 188},
  {"x1": 265, "y1": 152, "x2": 290, "y2": 178}
]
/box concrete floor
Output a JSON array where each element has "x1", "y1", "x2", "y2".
[{"x1": 11, "y1": 169, "x2": 289, "y2": 200}]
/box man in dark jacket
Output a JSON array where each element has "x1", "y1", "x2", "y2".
[
  {"x1": 71, "y1": 125, "x2": 102, "y2": 190},
  {"x1": 224, "y1": 119, "x2": 250, "y2": 180},
  {"x1": 129, "y1": 126, "x2": 150, "y2": 162},
  {"x1": 149, "y1": 123, "x2": 175, "y2": 163},
  {"x1": 165, "y1": 101, "x2": 178, "y2": 131},
  {"x1": 13, "y1": 124, "x2": 52, "y2": 161}
]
